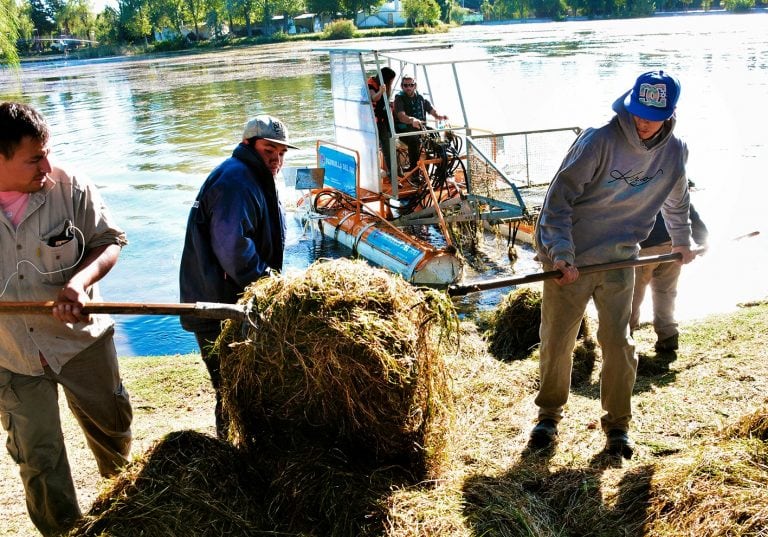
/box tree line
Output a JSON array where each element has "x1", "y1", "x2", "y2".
[{"x1": 1, "y1": 0, "x2": 763, "y2": 66}]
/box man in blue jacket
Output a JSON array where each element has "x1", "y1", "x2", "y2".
[
  {"x1": 531, "y1": 71, "x2": 698, "y2": 458},
  {"x1": 179, "y1": 115, "x2": 298, "y2": 439}
]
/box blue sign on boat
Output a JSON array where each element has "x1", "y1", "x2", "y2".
[
  {"x1": 319, "y1": 145, "x2": 357, "y2": 196},
  {"x1": 367, "y1": 229, "x2": 423, "y2": 266}
]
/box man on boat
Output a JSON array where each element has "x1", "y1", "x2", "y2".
[
  {"x1": 179, "y1": 114, "x2": 298, "y2": 439},
  {"x1": 531, "y1": 70, "x2": 697, "y2": 459},
  {"x1": 0, "y1": 101, "x2": 132, "y2": 536},
  {"x1": 394, "y1": 74, "x2": 448, "y2": 173},
  {"x1": 367, "y1": 66, "x2": 397, "y2": 177}
]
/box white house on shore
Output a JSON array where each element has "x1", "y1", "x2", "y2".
[
  {"x1": 154, "y1": 22, "x2": 229, "y2": 42},
  {"x1": 356, "y1": 0, "x2": 407, "y2": 28},
  {"x1": 271, "y1": 13, "x2": 323, "y2": 33}
]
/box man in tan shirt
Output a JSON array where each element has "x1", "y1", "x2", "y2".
[{"x1": 0, "y1": 102, "x2": 132, "y2": 536}]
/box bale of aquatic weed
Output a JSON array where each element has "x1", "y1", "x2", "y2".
[
  {"x1": 644, "y1": 406, "x2": 768, "y2": 536},
  {"x1": 255, "y1": 443, "x2": 414, "y2": 535},
  {"x1": 67, "y1": 430, "x2": 268, "y2": 536},
  {"x1": 570, "y1": 327, "x2": 597, "y2": 386},
  {"x1": 484, "y1": 287, "x2": 541, "y2": 360},
  {"x1": 217, "y1": 258, "x2": 458, "y2": 478},
  {"x1": 484, "y1": 286, "x2": 592, "y2": 362}
]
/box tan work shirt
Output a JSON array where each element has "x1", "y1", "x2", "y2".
[{"x1": 0, "y1": 165, "x2": 127, "y2": 376}]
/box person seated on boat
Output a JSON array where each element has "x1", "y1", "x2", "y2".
[
  {"x1": 367, "y1": 66, "x2": 397, "y2": 177},
  {"x1": 394, "y1": 74, "x2": 448, "y2": 173}
]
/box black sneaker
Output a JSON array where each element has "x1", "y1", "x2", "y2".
[
  {"x1": 605, "y1": 429, "x2": 634, "y2": 459},
  {"x1": 529, "y1": 419, "x2": 558, "y2": 449},
  {"x1": 655, "y1": 333, "x2": 679, "y2": 352}
]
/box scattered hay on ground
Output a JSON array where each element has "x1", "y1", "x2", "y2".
[
  {"x1": 642, "y1": 407, "x2": 768, "y2": 536},
  {"x1": 645, "y1": 435, "x2": 768, "y2": 535},
  {"x1": 68, "y1": 430, "x2": 267, "y2": 536},
  {"x1": 461, "y1": 457, "x2": 652, "y2": 536},
  {"x1": 218, "y1": 258, "x2": 458, "y2": 478},
  {"x1": 721, "y1": 404, "x2": 768, "y2": 441},
  {"x1": 62, "y1": 303, "x2": 768, "y2": 537}
]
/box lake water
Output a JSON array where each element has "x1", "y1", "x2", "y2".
[{"x1": 1, "y1": 12, "x2": 766, "y2": 356}]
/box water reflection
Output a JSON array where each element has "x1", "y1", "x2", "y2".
[{"x1": 2, "y1": 14, "x2": 766, "y2": 356}]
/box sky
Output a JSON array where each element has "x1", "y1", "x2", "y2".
[{"x1": 91, "y1": 0, "x2": 116, "y2": 13}]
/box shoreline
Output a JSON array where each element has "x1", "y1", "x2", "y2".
[{"x1": 16, "y1": 8, "x2": 768, "y2": 65}]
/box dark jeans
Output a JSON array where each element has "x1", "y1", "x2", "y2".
[
  {"x1": 378, "y1": 122, "x2": 393, "y2": 175},
  {"x1": 195, "y1": 330, "x2": 228, "y2": 440},
  {"x1": 397, "y1": 126, "x2": 422, "y2": 171}
]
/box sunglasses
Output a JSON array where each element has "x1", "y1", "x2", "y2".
[{"x1": 402, "y1": 83, "x2": 416, "y2": 87}]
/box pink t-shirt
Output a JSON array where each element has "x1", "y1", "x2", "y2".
[
  {"x1": 0, "y1": 191, "x2": 39, "y2": 363},
  {"x1": 0, "y1": 191, "x2": 30, "y2": 228}
]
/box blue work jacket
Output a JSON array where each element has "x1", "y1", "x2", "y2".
[{"x1": 179, "y1": 143, "x2": 286, "y2": 333}]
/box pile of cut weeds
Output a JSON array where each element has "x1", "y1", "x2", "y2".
[{"x1": 6, "y1": 300, "x2": 765, "y2": 537}]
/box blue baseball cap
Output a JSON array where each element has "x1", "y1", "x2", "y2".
[{"x1": 613, "y1": 70, "x2": 680, "y2": 121}]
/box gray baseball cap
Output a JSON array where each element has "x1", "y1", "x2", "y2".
[{"x1": 242, "y1": 115, "x2": 299, "y2": 149}]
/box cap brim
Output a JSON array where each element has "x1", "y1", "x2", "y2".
[
  {"x1": 611, "y1": 89, "x2": 631, "y2": 114},
  {"x1": 262, "y1": 137, "x2": 300, "y2": 150}
]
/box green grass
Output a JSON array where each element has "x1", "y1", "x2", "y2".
[{"x1": 125, "y1": 354, "x2": 211, "y2": 409}]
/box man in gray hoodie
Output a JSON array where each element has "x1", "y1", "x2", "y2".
[{"x1": 530, "y1": 71, "x2": 698, "y2": 458}]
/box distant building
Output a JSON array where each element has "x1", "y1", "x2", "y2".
[
  {"x1": 293, "y1": 13, "x2": 323, "y2": 33},
  {"x1": 270, "y1": 15, "x2": 291, "y2": 33},
  {"x1": 270, "y1": 14, "x2": 322, "y2": 34},
  {"x1": 356, "y1": 0, "x2": 407, "y2": 28},
  {"x1": 154, "y1": 22, "x2": 229, "y2": 42},
  {"x1": 154, "y1": 28, "x2": 178, "y2": 42}
]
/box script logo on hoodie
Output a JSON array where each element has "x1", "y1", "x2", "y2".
[{"x1": 608, "y1": 168, "x2": 663, "y2": 187}]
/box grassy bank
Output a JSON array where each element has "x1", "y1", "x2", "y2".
[
  {"x1": 18, "y1": 24, "x2": 449, "y2": 64},
  {"x1": 1, "y1": 300, "x2": 767, "y2": 536}
]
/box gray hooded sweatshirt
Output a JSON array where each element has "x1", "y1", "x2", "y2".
[{"x1": 534, "y1": 103, "x2": 692, "y2": 267}]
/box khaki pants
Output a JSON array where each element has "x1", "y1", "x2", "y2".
[
  {"x1": 536, "y1": 266, "x2": 637, "y2": 432},
  {"x1": 0, "y1": 330, "x2": 132, "y2": 537},
  {"x1": 630, "y1": 242, "x2": 681, "y2": 340}
]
